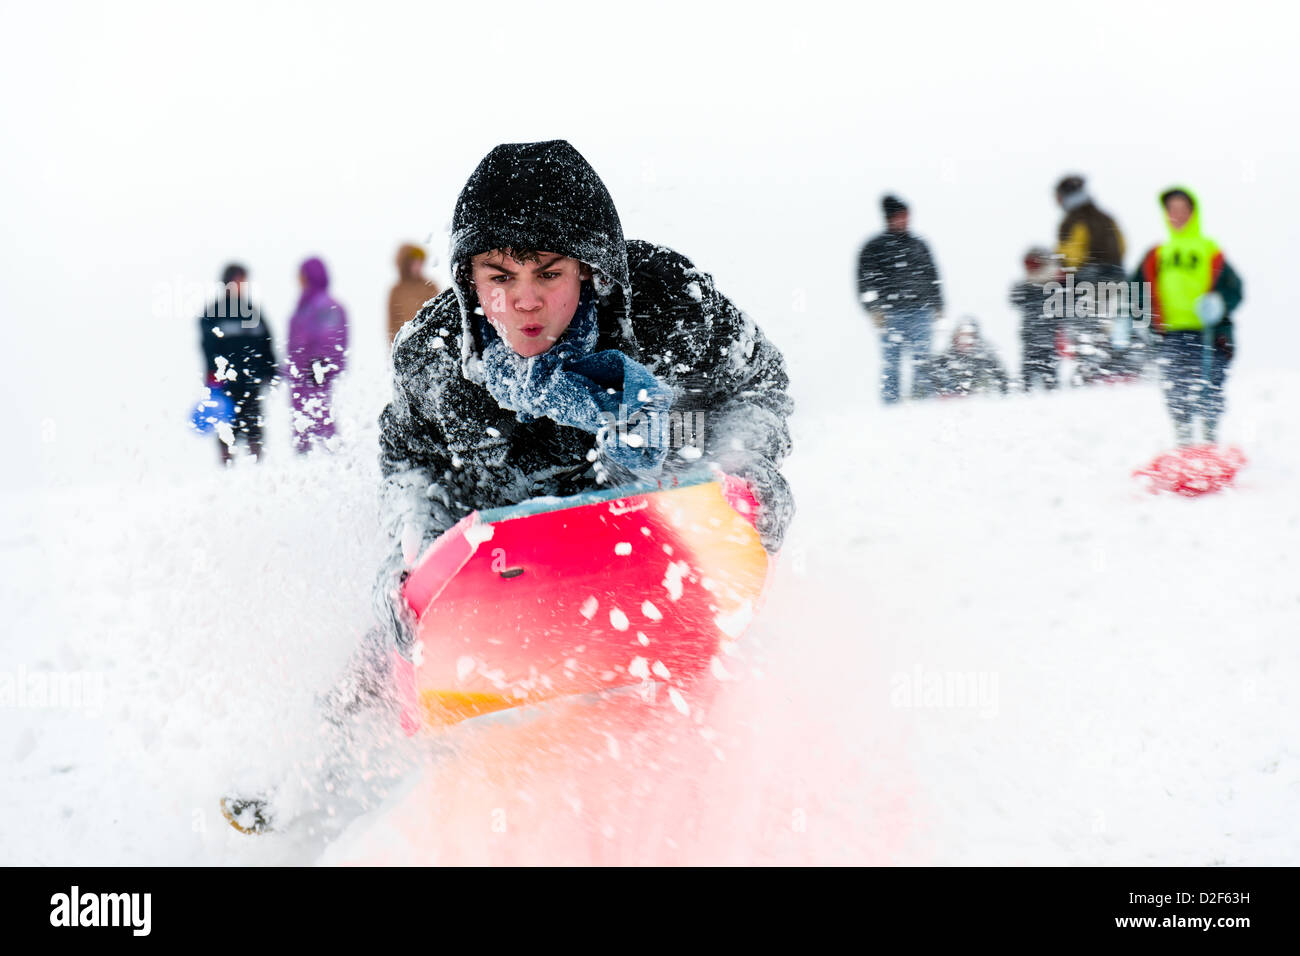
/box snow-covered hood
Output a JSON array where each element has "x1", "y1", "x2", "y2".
[{"x1": 447, "y1": 140, "x2": 635, "y2": 383}]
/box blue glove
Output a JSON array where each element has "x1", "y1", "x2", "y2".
[
  {"x1": 562, "y1": 351, "x2": 675, "y2": 475},
  {"x1": 565, "y1": 351, "x2": 672, "y2": 413}
]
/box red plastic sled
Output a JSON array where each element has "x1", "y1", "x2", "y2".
[{"x1": 392, "y1": 470, "x2": 770, "y2": 731}]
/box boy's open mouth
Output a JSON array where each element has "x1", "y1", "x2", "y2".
[{"x1": 520, "y1": 324, "x2": 543, "y2": 337}]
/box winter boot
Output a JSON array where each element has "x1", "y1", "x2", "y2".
[{"x1": 221, "y1": 794, "x2": 274, "y2": 834}]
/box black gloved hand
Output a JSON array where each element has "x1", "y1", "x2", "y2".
[
  {"x1": 372, "y1": 556, "x2": 419, "y2": 658},
  {"x1": 727, "y1": 459, "x2": 794, "y2": 554}
]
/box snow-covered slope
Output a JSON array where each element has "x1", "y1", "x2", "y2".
[{"x1": 3, "y1": 357, "x2": 1296, "y2": 865}]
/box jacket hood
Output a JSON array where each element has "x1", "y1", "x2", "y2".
[
  {"x1": 296, "y1": 256, "x2": 331, "y2": 312},
  {"x1": 1160, "y1": 184, "x2": 1202, "y2": 239},
  {"x1": 300, "y1": 256, "x2": 330, "y2": 292},
  {"x1": 448, "y1": 140, "x2": 633, "y2": 382}
]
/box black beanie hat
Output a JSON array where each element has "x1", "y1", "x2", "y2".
[
  {"x1": 450, "y1": 140, "x2": 629, "y2": 297},
  {"x1": 447, "y1": 141, "x2": 637, "y2": 380},
  {"x1": 882, "y1": 195, "x2": 908, "y2": 219},
  {"x1": 1055, "y1": 175, "x2": 1085, "y2": 199}
]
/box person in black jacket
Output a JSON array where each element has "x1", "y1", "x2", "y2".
[
  {"x1": 1010, "y1": 246, "x2": 1062, "y2": 392},
  {"x1": 198, "y1": 263, "x2": 278, "y2": 464},
  {"x1": 857, "y1": 195, "x2": 944, "y2": 403},
  {"x1": 373, "y1": 140, "x2": 795, "y2": 655},
  {"x1": 223, "y1": 146, "x2": 795, "y2": 831}
]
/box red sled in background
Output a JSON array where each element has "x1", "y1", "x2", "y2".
[{"x1": 1133, "y1": 445, "x2": 1247, "y2": 497}]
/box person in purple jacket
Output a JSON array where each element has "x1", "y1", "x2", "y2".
[{"x1": 285, "y1": 257, "x2": 349, "y2": 453}]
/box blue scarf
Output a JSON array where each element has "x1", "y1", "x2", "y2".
[
  {"x1": 476, "y1": 285, "x2": 674, "y2": 475},
  {"x1": 477, "y1": 285, "x2": 600, "y2": 426}
]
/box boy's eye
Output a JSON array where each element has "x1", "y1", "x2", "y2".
[
  {"x1": 488, "y1": 274, "x2": 509, "y2": 283},
  {"x1": 539, "y1": 272, "x2": 561, "y2": 280}
]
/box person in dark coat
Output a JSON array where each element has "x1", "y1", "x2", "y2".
[
  {"x1": 373, "y1": 140, "x2": 795, "y2": 654},
  {"x1": 1010, "y1": 246, "x2": 1062, "y2": 391},
  {"x1": 1054, "y1": 174, "x2": 1125, "y2": 279},
  {"x1": 197, "y1": 263, "x2": 277, "y2": 464},
  {"x1": 932, "y1": 318, "x2": 1009, "y2": 398},
  {"x1": 856, "y1": 195, "x2": 944, "y2": 404},
  {"x1": 221, "y1": 146, "x2": 796, "y2": 828}
]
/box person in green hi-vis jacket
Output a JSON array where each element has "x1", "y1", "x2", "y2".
[{"x1": 1132, "y1": 187, "x2": 1244, "y2": 446}]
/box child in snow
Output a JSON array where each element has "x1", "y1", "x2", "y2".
[
  {"x1": 932, "y1": 318, "x2": 1009, "y2": 398},
  {"x1": 285, "y1": 257, "x2": 349, "y2": 453},
  {"x1": 1131, "y1": 187, "x2": 1243, "y2": 446},
  {"x1": 373, "y1": 140, "x2": 795, "y2": 654},
  {"x1": 1010, "y1": 246, "x2": 1061, "y2": 392},
  {"x1": 222, "y1": 147, "x2": 796, "y2": 833},
  {"x1": 388, "y1": 243, "x2": 440, "y2": 346},
  {"x1": 197, "y1": 263, "x2": 278, "y2": 464}
]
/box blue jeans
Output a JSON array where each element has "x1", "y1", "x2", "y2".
[
  {"x1": 880, "y1": 307, "x2": 935, "y2": 403},
  {"x1": 1158, "y1": 330, "x2": 1229, "y2": 432}
]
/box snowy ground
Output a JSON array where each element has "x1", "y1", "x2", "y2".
[
  {"x1": 783, "y1": 368, "x2": 1300, "y2": 865},
  {"x1": 3, "y1": 353, "x2": 1297, "y2": 865}
]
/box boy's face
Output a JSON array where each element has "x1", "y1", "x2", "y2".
[
  {"x1": 1164, "y1": 196, "x2": 1193, "y2": 231},
  {"x1": 471, "y1": 250, "x2": 590, "y2": 357}
]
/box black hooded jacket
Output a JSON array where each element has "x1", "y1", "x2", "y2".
[
  {"x1": 376, "y1": 142, "x2": 794, "y2": 638},
  {"x1": 856, "y1": 230, "x2": 944, "y2": 314},
  {"x1": 197, "y1": 292, "x2": 277, "y2": 393}
]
